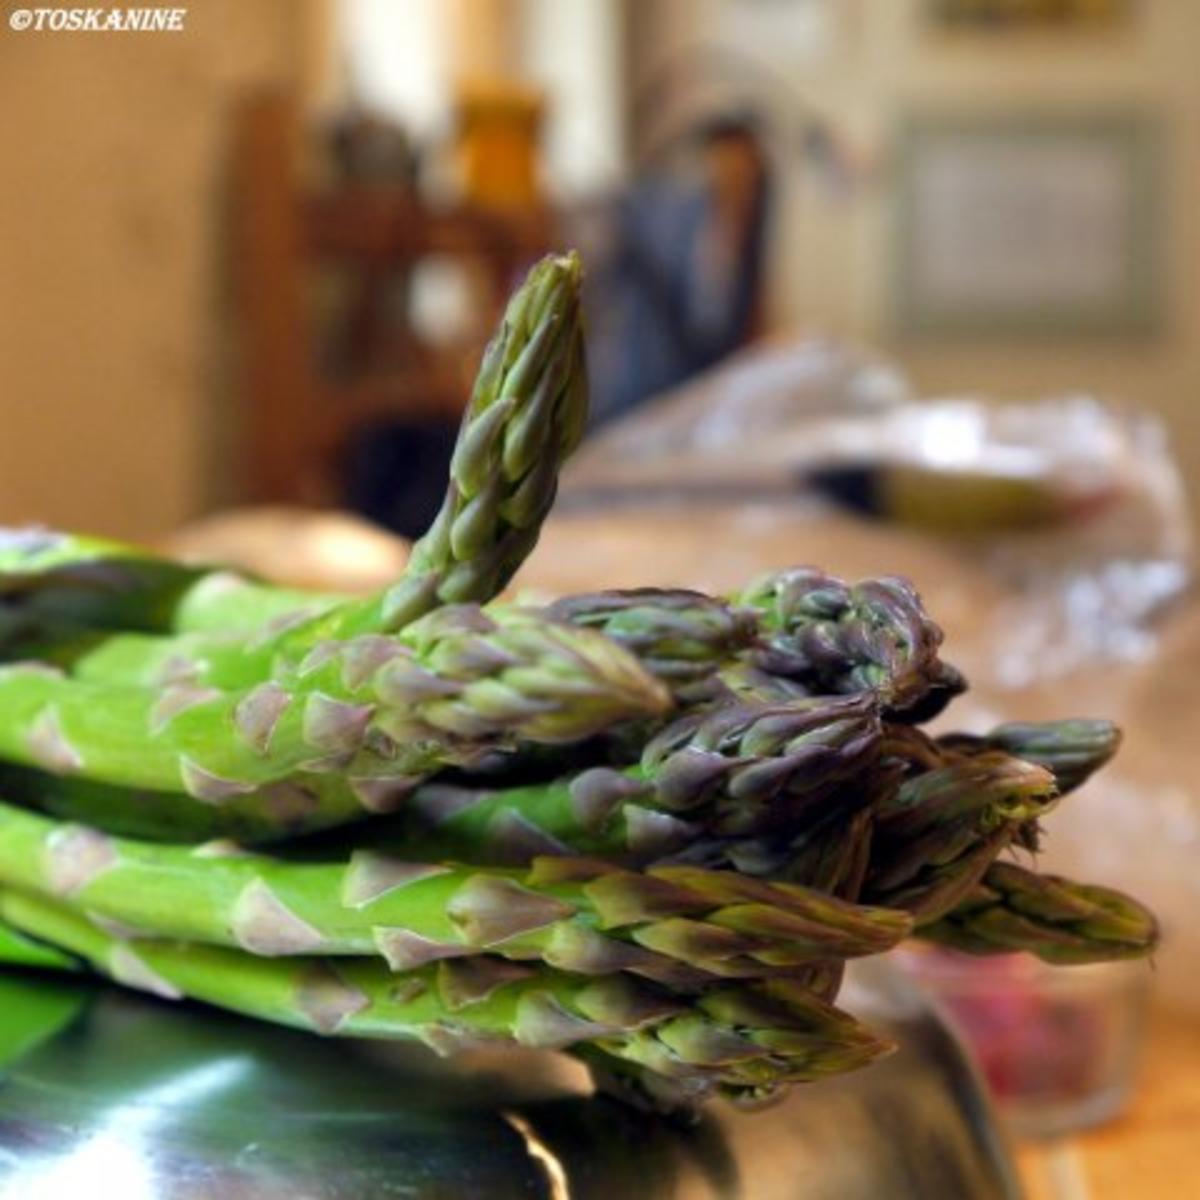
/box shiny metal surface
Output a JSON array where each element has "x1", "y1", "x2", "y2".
[{"x1": 0, "y1": 960, "x2": 1021, "y2": 1198}]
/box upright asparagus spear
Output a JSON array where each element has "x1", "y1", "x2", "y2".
[
  {"x1": 0, "y1": 253, "x2": 585, "y2": 667},
  {"x1": 0, "y1": 888, "x2": 893, "y2": 1100},
  {"x1": 918, "y1": 861, "x2": 1159, "y2": 963},
  {"x1": 0, "y1": 605, "x2": 667, "y2": 807},
  {"x1": 861, "y1": 754, "x2": 1058, "y2": 922},
  {"x1": 0, "y1": 802, "x2": 912, "y2": 978},
  {"x1": 381, "y1": 257, "x2": 586, "y2": 616}
]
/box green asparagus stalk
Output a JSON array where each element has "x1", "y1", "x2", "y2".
[
  {"x1": 0, "y1": 763, "x2": 260, "y2": 842},
  {"x1": 917, "y1": 861, "x2": 1159, "y2": 963},
  {"x1": 0, "y1": 887, "x2": 893, "y2": 1101},
  {"x1": 734, "y1": 568, "x2": 964, "y2": 720},
  {"x1": 0, "y1": 605, "x2": 667, "y2": 807},
  {"x1": 0, "y1": 759, "x2": 494, "y2": 844},
  {"x1": 861, "y1": 753, "x2": 1058, "y2": 922},
  {"x1": 0, "y1": 802, "x2": 913, "y2": 978},
  {"x1": 0, "y1": 915, "x2": 79, "y2": 972},
  {"x1": 0, "y1": 528, "x2": 341, "y2": 645}
]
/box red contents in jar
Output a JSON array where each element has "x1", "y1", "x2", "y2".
[{"x1": 903, "y1": 949, "x2": 1117, "y2": 1108}]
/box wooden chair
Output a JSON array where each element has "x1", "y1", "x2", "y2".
[{"x1": 231, "y1": 90, "x2": 554, "y2": 505}]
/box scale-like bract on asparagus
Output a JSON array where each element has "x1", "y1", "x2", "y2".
[
  {"x1": 918, "y1": 861, "x2": 1159, "y2": 964},
  {"x1": 862, "y1": 753, "x2": 1058, "y2": 922},
  {"x1": 735, "y1": 568, "x2": 965, "y2": 721},
  {"x1": 577, "y1": 974, "x2": 894, "y2": 1108},
  {"x1": 543, "y1": 589, "x2": 760, "y2": 696},
  {"x1": 0, "y1": 801, "x2": 912, "y2": 979},
  {"x1": 0, "y1": 887, "x2": 894, "y2": 1098},
  {"x1": 0, "y1": 605, "x2": 668, "y2": 807}
]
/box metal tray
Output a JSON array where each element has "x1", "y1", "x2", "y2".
[{"x1": 0, "y1": 959, "x2": 1020, "y2": 1198}]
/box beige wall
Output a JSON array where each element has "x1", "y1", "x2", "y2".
[
  {"x1": 0, "y1": 1, "x2": 320, "y2": 540},
  {"x1": 632, "y1": 0, "x2": 1200, "y2": 525}
]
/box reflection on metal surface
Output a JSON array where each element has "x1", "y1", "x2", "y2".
[
  {"x1": 0, "y1": 960, "x2": 1020, "y2": 1198},
  {"x1": 1, "y1": 1057, "x2": 252, "y2": 1200},
  {"x1": 502, "y1": 1111, "x2": 571, "y2": 1200}
]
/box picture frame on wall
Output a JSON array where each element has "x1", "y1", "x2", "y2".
[
  {"x1": 892, "y1": 112, "x2": 1161, "y2": 338},
  {"x1": 929, "y1": 0, "x2": 1132, "y2": 29}
]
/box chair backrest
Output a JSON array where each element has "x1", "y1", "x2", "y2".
[{"x1": 231, "y1": 90, "x2": 555, "y2": 505}]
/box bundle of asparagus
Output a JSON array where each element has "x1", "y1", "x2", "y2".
[{"x1": 0, "y1": 253, "x2": 1157, "y2": 1112}]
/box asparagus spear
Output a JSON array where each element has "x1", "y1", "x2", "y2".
[
  {"x1": 0, "y1": 887, "x2": 893, "y2": 1101},
  {"x1": 0, "y1": 763, "x2": 263, "y2": 842},
  {"x1": 0, "y1": 802, "x2": 912, "y2": 978},
  {"x1": 0, "y1": 605, "x2": 667, "y2": 805},
  {"x1": 935, "y1": 718, "x2": 1122, "y2": 854},
  {"x1": 24, "y1": 576, "x2": 929, "y2": 719},
  {"x1": 0, "y1": 527, "x2": 339, "y2": 643},
  {"x1": 0, "y1": 529, "x2": 252, "y2": 639},
  {"x1": 368, "y1": 697, "x2": 882, "y2": 865},
  {"x1": 937, "y1": 719, "x2": 1121, "y2": 798},
  {"x1": 0, "y1": 692, "x2": 879, "y2": 852},
  {"x1": 735, "y1": 568, "x2": 964, "y2": 720},
  {"x1": 26, "y1": 585, "x2": 759, "y2": 707},
  {"x1": 918, "y1": 861, "x2": 1159, "y2": 963},
  {"x1": 0, "y1": 759, "x2": 479, "y2": 844},
  {"x1": 19, "y1": 587, "x2": 748, "y2": 697},
  {"x1": 861, "y1": 753, "x2": 1058, "y2": 922}
]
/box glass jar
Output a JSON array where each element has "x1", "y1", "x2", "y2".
[{"x1": 896, "y1": 946, "x2": 1151, "y2": 1139}]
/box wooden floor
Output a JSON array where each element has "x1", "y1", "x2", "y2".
[{"x1": 1017, "y1": 1012, "x2": 1200, "y2": 1199}]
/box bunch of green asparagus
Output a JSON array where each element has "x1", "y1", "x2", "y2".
[{"x1": 0, "y1": 253, "x2": 1157, "y2": 1111}]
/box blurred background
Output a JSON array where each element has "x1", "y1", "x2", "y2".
[
  {"x1": 1, "y1": 1, "x2": 1199, "y2": 1195},
  {"x1": 1, "y1": 0, "x2": 1197, "y2": 538}
]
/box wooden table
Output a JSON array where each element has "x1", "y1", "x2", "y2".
[{"x1": 1017, "y1": 1012, "x2": 1200, "y2": 1199}]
